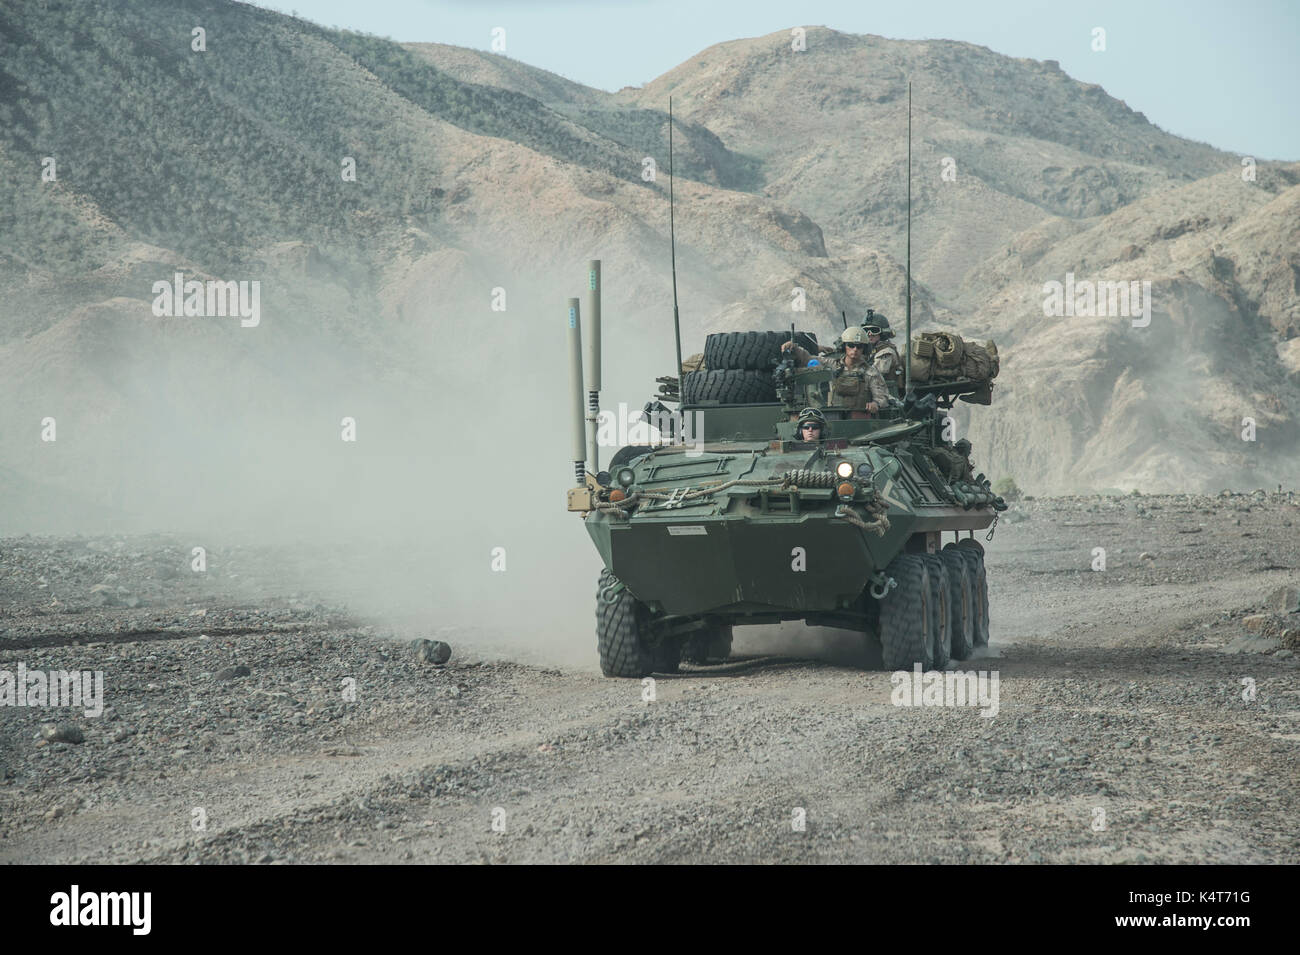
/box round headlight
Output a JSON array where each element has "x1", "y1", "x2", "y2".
[
  {"x1": 835, "y1": 461, "x2": 854, "y2": 479},
  {"x1": 616, "y1": 467, "x2": 636, "y2": 488},
  {"x1": 836, "y1": 482, "x2": 856, "y2": 500},
  {"x1": 856, "y1": 462, "x2": 874, "y2": 479}
]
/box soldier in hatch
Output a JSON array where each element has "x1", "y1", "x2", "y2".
[
  {"x1": 795, "y1": 407, "x2": 830, "y2": 441},
  {"x1": 782, "y1": 326, "x2": 889, "y2": 416},
  {"x1": 816, "y1": 309, "x2": 904, "y2": 396},
  {"x1": 863, "y1": 312, "x2": 904, "y2": 396}
]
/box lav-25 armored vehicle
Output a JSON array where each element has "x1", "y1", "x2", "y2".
[
  {"x1": 565, "y1": 263, "x2": 1006, "y2": 677},
  {"x1": 565, "y1": 90, "x2": 1004, "y2": 677}
]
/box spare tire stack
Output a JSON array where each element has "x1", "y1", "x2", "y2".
[{"x1": 682, "y1": 330, "x2": 819, "y2": 405}]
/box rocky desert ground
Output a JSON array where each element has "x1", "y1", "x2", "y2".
[{"x1": 2, "y1": 490, "x2": 1297, "y2": 864}]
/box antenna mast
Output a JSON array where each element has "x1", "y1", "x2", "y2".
[
  {"x1": 669, "y1": 97, "x2": 684, "y2": 387},
  {"x1": 904, "y1": 80, "x2": 912, "y2": 395}
]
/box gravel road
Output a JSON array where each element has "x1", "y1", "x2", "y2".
[{"x1": 2, "y1": 491, "x2": 1297, "y2": 864}]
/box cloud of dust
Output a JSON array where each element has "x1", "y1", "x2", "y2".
[{"x1": 0, "y1": 244, "x2": 696, "y2": 671}]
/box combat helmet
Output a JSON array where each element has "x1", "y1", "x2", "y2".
[
  {"x1": 796, "y1": 407, "x2": 830, "y2": 438},
  {"x1": 862, "y1": 308, "x2": 895, "y2": 340},
  {"x1": 840, "y1": 325, "x2": 871, "y2": 347}
]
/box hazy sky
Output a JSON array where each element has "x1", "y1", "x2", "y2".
[{"x1": 250, "y1": 0, "x2": 1300, "y2": 160}]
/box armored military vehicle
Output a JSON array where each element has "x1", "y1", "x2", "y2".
[
  {"x1": 564, "y1": 264, "x2": 1005, "y2": 677},
  {"x1": 565, "y1": 88, "x2": 1004, "y2": 676}
]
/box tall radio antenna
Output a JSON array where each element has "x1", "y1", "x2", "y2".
[
  {"x1": 668, "y1": 97, "x2": 684, "y2": 384},
  {"x1": 904, "y1": 81, "x2": 913, "y2": 395}
]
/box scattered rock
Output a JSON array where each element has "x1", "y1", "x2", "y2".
[
  {"x1": 1242, "y1": 614, "x2": 1272, "y2": 632},
  {"x1": 214, "y1": 665, "x2": 252, "y2": 681},
  {"x1": 41, "y1": 723, "x2": 85, "y2": 744},
  {"x1": 1139, "y1": 552, "x2": 1155, "y2": 561},
  {"x1": 411, "y1": 639, "x2": 452, "y2": 666},
  {"x1": 1274, "y1": 649, "x2": 1294, "y2": 659}
]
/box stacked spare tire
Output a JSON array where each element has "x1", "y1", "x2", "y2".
[{"x1": 681, "y1": 330, "x2": 818, "y2": 404}]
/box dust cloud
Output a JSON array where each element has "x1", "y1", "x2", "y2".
[{"x1": 0, "y1": 245, "x2": 698, "y2": 670}]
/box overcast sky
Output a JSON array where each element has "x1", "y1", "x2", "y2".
[{"x1": 248, "y1": 0, "x2": 1300, "y2": 160}]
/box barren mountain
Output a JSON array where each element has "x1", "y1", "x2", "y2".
[{"x1": 0, "y1": 2, "x2": 1296, "y2": 527}]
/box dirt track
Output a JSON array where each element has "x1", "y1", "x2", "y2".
[{"x1": 2, "y1": 491, "x2": 1298, "y2": 864}]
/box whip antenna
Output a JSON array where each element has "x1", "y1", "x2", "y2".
[
  {"x1": 669, "y1": 97, "x2": 684, "y2": 386},
  {"x1": 904, "y1": 80, "x2": 912, "y2": 395}
]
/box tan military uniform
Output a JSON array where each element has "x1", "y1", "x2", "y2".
[
  {"x1": 871, "y1": 341, "x2": 903, "y2": 395},
  {"x1": 790, "y1": 346, "x2": 890, "y2": 411}
]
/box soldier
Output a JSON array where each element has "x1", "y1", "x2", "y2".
[
  {"x1": 864, "y1": 312, "x2": 904, "y2": 396},
  {"x1": 795, "y1": 407, "x2": 830, "y2": 441},
  {"x1": 781, "y1": 326, "x2": 889, "y2": 416}
]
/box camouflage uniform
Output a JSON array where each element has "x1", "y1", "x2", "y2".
[
  {"x1": 871, "y1": 340, "x2": 904, "y2": 395},
  {"x1": 789, "y1": 346, "x2": 890, "y2": 412}
]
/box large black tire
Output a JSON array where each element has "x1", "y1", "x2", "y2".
[
  {"x1": 956, "y1": 537, "x2": 985, "y2": 558},
  {"x1": 596, "y1": 571, "x2": 655, "y2": 677},
  {"x1": 921, "y1": 555, "x2": 951, "y2": 668},
  {"x1": 681, "y1": 369, "x2": 778, "y2": 404},
  {"x1": 939, "y1": 548, "x2": 974, "y2": 660},
  {"x1": 879, "y1": 555, "x2": 934, "y2": 671},
  {"x1": 681, "y1": 624, "x2": 733, "y2": 664},
  {"x1": 703, "y1": 330, "x2": 819, "y2": 371},
  {"x1": 946, "y1": 544, "x2": 989, "y2": 647}
]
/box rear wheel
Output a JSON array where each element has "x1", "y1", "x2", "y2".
[
  {"x1": 879, "y1": 555, "x2": 934, "y2": 671},
  {"x1": 946, "y1": 544, "x2": 989, "y2": 647},
  {"x1": 939, "y1": 549, "x2": 975, "y2": 660},
  {"x1": 921, "y1": 554, "x2": 951, "y2": 668},
  {"x1": 597, "y1": 571, "x2": 656, "y2": 677}
]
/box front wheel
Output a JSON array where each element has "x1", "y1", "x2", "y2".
[
  {"x1": 879, "y1": 554, "x2": 934, "y2": 671},
  {"x1": 597, "y1": 571, "x2": 656, "y2": 677}
]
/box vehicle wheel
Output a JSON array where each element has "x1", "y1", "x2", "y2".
[
  {"x1": 955, "y1": 537, "x2": 985, "y2": 558},
  {"x1": 703, "y1": 330, "x2": 819, "y2": 371},
  {"x1": 939, "y1": 549, "x2": 974, "y2": 660},
  {"x1": 921, "y1": 554, "x2": 951, "y2": 668},
  {"x1": 681, "y1": 369, "x2": 778, "y2": 404},
  {"x1": 945, "y1": 544, "x2": 989, "y2": 647},
  {"x1": 681, "y1": 624, "x2": 733, "y2": 664},
  {"x1": 596, "y1": 570, "x2": 655, "y2": 677},
  {"x1": 879, "y1": 554, "x2": 934, "y2": 671}
]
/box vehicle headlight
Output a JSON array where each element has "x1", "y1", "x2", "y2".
[
  {"x1": 835, "y1": 461, "x2": 854, "y2": 479},
  {"x1": 616, "y1": 467, "x2": 636, "y2": 488}
]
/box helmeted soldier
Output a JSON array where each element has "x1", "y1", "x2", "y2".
[
  {"x1": 863, "y1": 310, "x2": 904, "y2": 396},
  {"x1": 795, "y1": 407, "x2": 830, "y2": 441},
  {"x1": 781, "y1": 326, "x2": 889, "y2": 415}
]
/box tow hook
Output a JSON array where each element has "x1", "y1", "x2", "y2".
[{"x1": 869, "y1": 573, "x2": 897, "y2": 600}]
